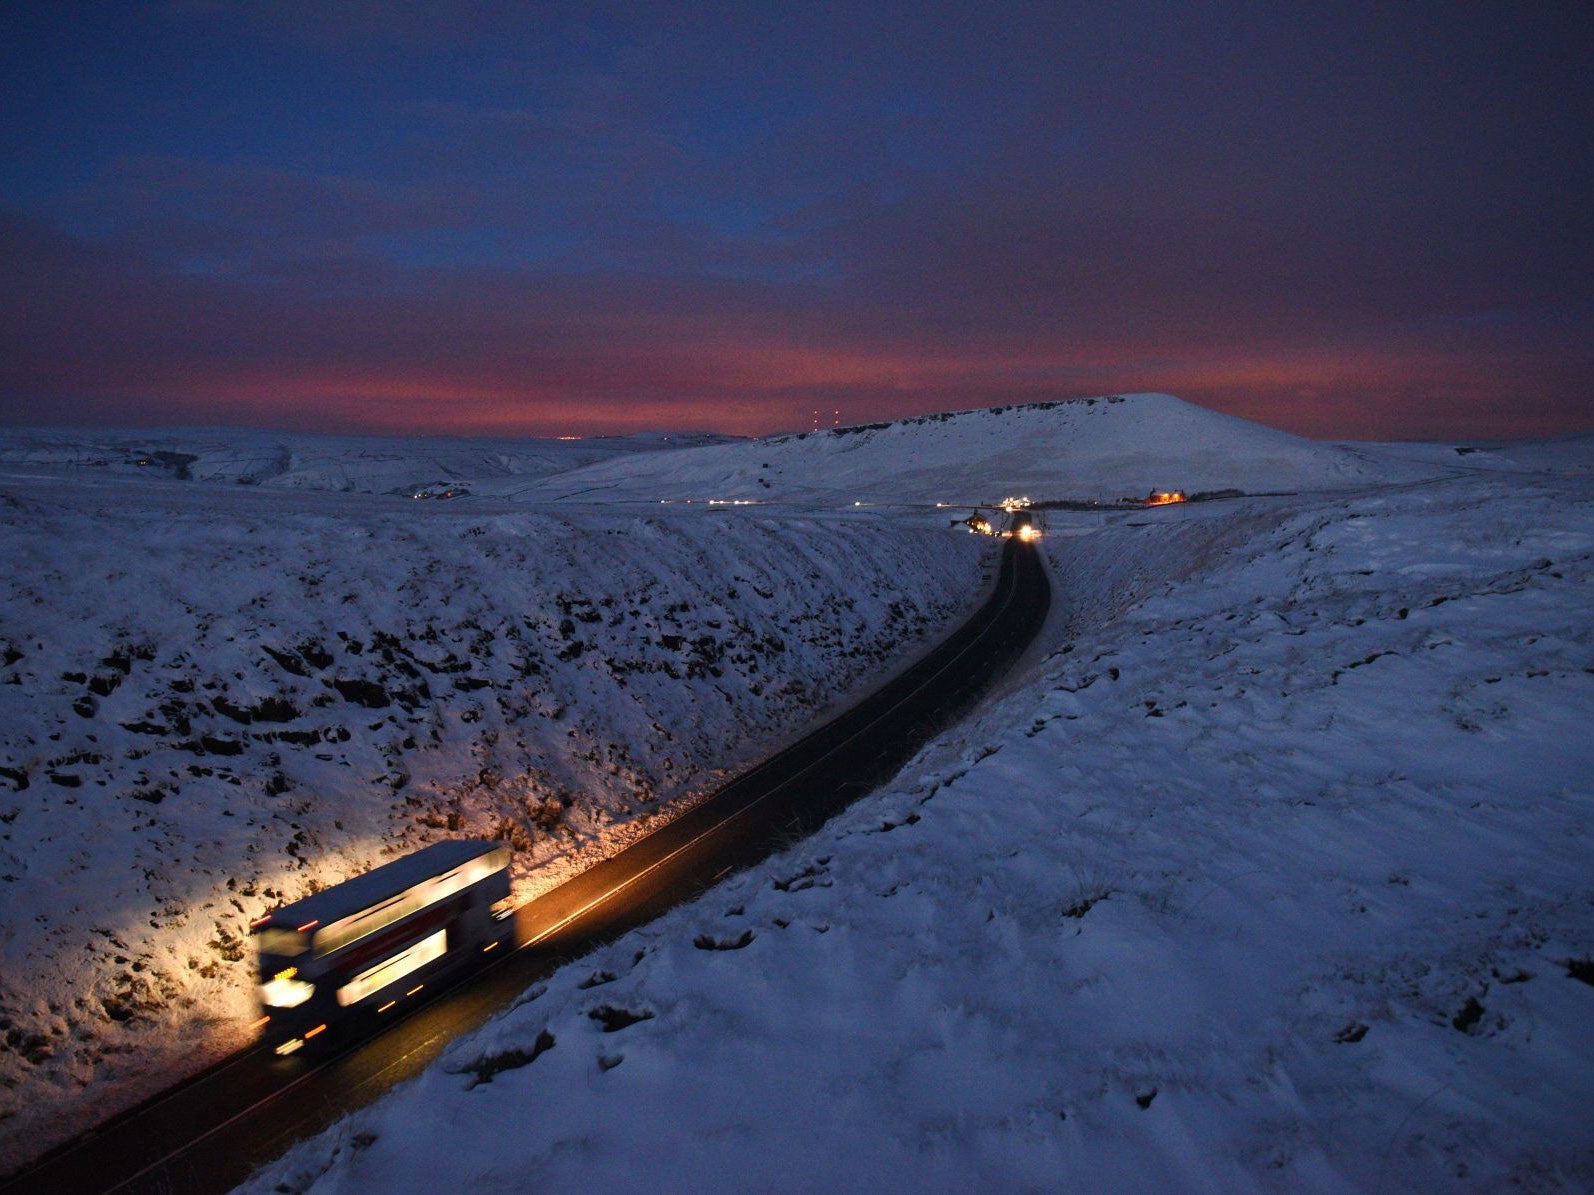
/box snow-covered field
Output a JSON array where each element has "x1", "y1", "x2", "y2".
[
  {"x1": 4, "y1": 394, "x2": 1591, "y2": 1190},
  {"x1": 0, "y1": 426, "x2": 735, "y2": 496},
  {"x1": 0, "y1": 461, "x2": 987, "y2": 1169},
  {"x1": 242, "y1": 428, "x2": 1593, "y2": 1191}
]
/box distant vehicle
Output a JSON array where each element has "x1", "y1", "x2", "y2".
[
  {"x1": 252, "y1": 840, "x2": 514, "y2": 1055},
  {"x1": 961, "y1": 510, "x2": 995, "y2": 535},
  {"x1": 1003, "y1": 510, "x2": 1043, "y2": 541}
]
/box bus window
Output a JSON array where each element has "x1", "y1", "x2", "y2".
[
  {"x1": 313, "y1": 854, "x2": 505, "y2": 958},
  {"x1": 317, "y1": 890, "x2": 425, "y2": 956},
  {"x1": 335, "y1": 928, "x2": 449, "y2": 1006}
]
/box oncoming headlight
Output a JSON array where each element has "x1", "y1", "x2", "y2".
[{"x1": 261, "y1": 971, "x2": 315, "y2": 1008}]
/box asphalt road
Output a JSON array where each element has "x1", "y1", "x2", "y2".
[{"x1": 2, "y1": 536, "x2": 1050, "y2": 1194}]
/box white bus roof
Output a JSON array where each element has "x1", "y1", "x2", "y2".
[{"x1": 256, "y1": 840, "x2": 506, "y2": 931}]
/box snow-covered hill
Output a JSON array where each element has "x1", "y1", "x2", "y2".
[
  {"x1": 0, "y1": 471, "x2": 986, "y2": 1168},
  {"x1": 525, "y1": 393, "x2": 1446, "y2": 506},
  {"x1": 0, "y1": 395, "x2": 1450, "y2": 512},
  {"x1": 0, "y1": 427, "x2": 734, "y2": 496},
  {"x1": 1363, "y1": 429, "x2": 1594, "y2": 478},
  {"x1": 247, "y1": 456, "x2": 1594, "y2": 1194}
]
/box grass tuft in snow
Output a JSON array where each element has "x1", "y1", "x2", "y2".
[
  {"x1": 587, "y1": 1006, "x2": 654, "y2": 1033},
  {"x1": 454, "y1": 1028, "x2": 556, "y2": 1089},
  {"x1": 693, "y1": 929, "x2": 755, "y2": 951}
]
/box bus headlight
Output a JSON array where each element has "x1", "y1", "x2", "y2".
[{"x1": 261, "y1": 971, "x2": 315, "y2": 1008}]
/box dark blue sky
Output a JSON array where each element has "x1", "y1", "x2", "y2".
[{"x1": 3, "y1": 2, "x2": 1590, "y2": 439}]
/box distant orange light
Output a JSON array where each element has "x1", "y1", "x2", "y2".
[{"x1": 1145, "y1": 491, "x2": 1187, "y2": 507}]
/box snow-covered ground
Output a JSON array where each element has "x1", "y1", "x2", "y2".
[
  {"x1": 0, "y1": 463, "x2": 987, "y2": 1169},
  {"x1": 0, "y1": 426, "x2": 734, "y2": 496},
  {"x1": 4, "y1": 395, "x2": 1591, "y2": 1190},
  {"x1": 245, "y1": 451, "x2": 1594, "y2": 1191}
]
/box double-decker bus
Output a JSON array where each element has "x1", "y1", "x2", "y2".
[{"x1": 252, "y1": 840, "x2": 515, "y2": 1055}]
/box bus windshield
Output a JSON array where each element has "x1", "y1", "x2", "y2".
[{"x1": 255, "y1": 927, "x2": 309, "y2": 957}]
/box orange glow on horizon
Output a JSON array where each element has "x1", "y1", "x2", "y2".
[{"x1": 109, "y1": 336, "x2": 1588, "y2": 443}]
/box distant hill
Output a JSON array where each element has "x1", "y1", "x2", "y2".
[
  {"x1": 525, "y1": 393, "x2": 1445, "y2": 505},
  {"x1": 1364, "y1": 429, "x2": 1594, "y2": 478},
  {"x1": 11, "y1": 393, "x2": 1549, "y2": 506},
  {"x1": 0, "y1": 427, "x2": 737, "y2": 495}
]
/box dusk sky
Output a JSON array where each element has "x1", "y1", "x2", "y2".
[{"x1": 2, "y1": 2, "x2": 1590, "y2": 440}]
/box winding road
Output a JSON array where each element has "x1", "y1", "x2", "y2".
[{"x1": 3, "y1": 535, "x2": 1051, "y2": 1194}]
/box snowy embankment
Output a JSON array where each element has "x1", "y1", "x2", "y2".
[
  {"x1": 250, "y1": 466, "x2": 1594, "y2": 1193},
  {"x1": 0, "y1": 478, "x2": 987, "y2": 1168}
]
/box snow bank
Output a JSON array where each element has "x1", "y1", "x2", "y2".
[
  {"x1": 247, "y1": 465, "x2": 1594, "y2": 1193},
  {"x1": 0, "y1": 474, "x2": 987, "y2": 1169}
]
